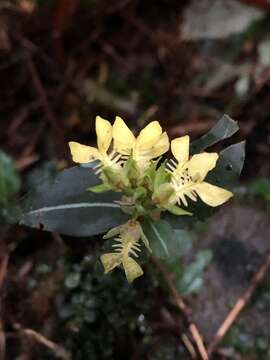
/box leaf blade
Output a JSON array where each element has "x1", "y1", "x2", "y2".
[
  {"x1": 190, "y1": 114, "x2": 239, "y2": 153},
  {"x1": 142, "y1": 219, "x2": 195, "y2": 260},
  {"x1": 20, "y1": 166, "x2": 128, "y2": 236},
  {"x1": 206, "y1": 141, "x2": 246, "y2": 189}
]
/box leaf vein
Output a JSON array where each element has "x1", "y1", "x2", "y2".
[
  {"x1": 150, "y1": 221, "x2": 169, "y2": 256},
  {"x1": 26, "y1": 202, "x2": 120, "y2": 215}
]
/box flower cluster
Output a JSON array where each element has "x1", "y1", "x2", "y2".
[{"x1": 69, "y1": 116, "x2": 233, "y2": 282}]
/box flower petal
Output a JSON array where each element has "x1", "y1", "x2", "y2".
[
  {"x1": 100, "y1": 253, "x2": 122, "y2": 273},
  {"x1": 123, "y1": 256, "x2": 143, "y2": 283},
  {"x1": 96, "y1": 116, "x2": 112, "y2": 154},
  {"x1": 69, "y1": 141, "x2": 100, "y2": 163},
  {"x1": 188, "y1": 152, "x2": 218, "y2": 181},
  {"x1": 195, "y1": 182, "x2": 233, "y2": 207},
  {"x1": 113, "y1": 116, "x2": 135, "y2": 154},
  {"x1": 150, "y1": 132, "x2": 170, "y2": 158},
  {"x1": 136, "y1": 121, "x2": 162, "y2": 149},
  {"x1": 171, "y1": 136, "x2": 190, "y2": 164}
]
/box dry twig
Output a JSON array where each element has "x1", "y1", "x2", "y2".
[
  {"x1": 181, "y1": 333, "x2": 197, "y2": 359},
  {"x1": 153, "y1": 258, "x2": 209, "y2": 360},
  {"x1": 15, "y1": 325, "x2": 70, "y2": 360},
  {"x1": 25, "y1": 56, "x2": 61, "y2": 132},
  {"x1": 207, "y1": 252, "x2": 270, "y2": 357}
]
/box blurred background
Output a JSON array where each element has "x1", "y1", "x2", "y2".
[{"x1": 0, "y1": 0, "x2": 270, "y2": 359}]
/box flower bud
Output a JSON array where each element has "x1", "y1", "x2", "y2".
[{"x1": 102, "y1": 167, "x2": 130, "y2": 191}]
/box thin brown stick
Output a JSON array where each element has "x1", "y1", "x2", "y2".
[
  {"x1": 15, "y1": 325, "x2": 70, "y2": 360},
  {"x1": 181, "y1": 333, "x2": 197, "y2": 359},
  {"x1": 153, "y1": 258, "x2": 209, "y2": 360},
  {"x1": 15, "y1": 154, "x2": 40, "y2": 171},
  {"x1": 207, "y1": 252, "x2": 270, "y2": 357},
  {"x1": 25, "y1": 56, "x2": 61, "y2": 132},
  {"x1": 189, "y1": 324, "x2": 209, "y2": 360}
]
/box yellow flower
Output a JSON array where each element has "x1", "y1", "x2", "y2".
[
  {"x1": 100, "y1": 220, "x2": 149, "y2": 283},
  {"x1": 112, "y1": 116, "x2": 169, "y2": 169},
  {"x1": 69, "y1": 116, "x2": 121, "y2": 170},
  {"x1": 167, "y1": 135, "x2": 233, "y2": 207}
]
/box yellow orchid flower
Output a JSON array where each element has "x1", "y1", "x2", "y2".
[
  {"x1": 112, "y1": 116, "x2": 169, "y2": 169},
  {"x1": 100, "y1": 221, "x2": 145, "y2": 283},
  {"x1": 167, "y1": 135, "x2": 233, "y2": 207},
  {"x1": 69, "y1": 116, "x2": 121, "y2": 170}
]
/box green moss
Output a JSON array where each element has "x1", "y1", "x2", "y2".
[{"x1": 56, "y1": 253, "x2": 151, "y2": 359}]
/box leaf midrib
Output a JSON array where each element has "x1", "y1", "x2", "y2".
[{"x1": 24, "y1": 202, "x2": 120, "y2": 215}]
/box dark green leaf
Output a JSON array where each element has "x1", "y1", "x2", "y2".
[
  {"x1": 142, "y1": 219, "x2": 195, "y2": 260},
  {"x1": 177, "y1": 250, "x2": 212, "y2": 295},
  {"x1": 20, "y1": 166, "x2": 128, "y2": 237},
  {"x1": 190, "y1": 115, "x2": 239, "y2": 153},
  {"x1": 174, "y1": 229, "x2": 195, "y2": 256},
  {"x1": 163, "y1": 212, "x2": 195, "y2": 229},
  {"x1": 207, "y1": 141, "x2": 246, "y2": 189},
  {"x1": 181, "y1": 277, "x2": 203, "y2": 294}
]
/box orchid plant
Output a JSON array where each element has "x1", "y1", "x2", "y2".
[{"x1": 20, "y1": 115, "x2": 245, "y2": 283}]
